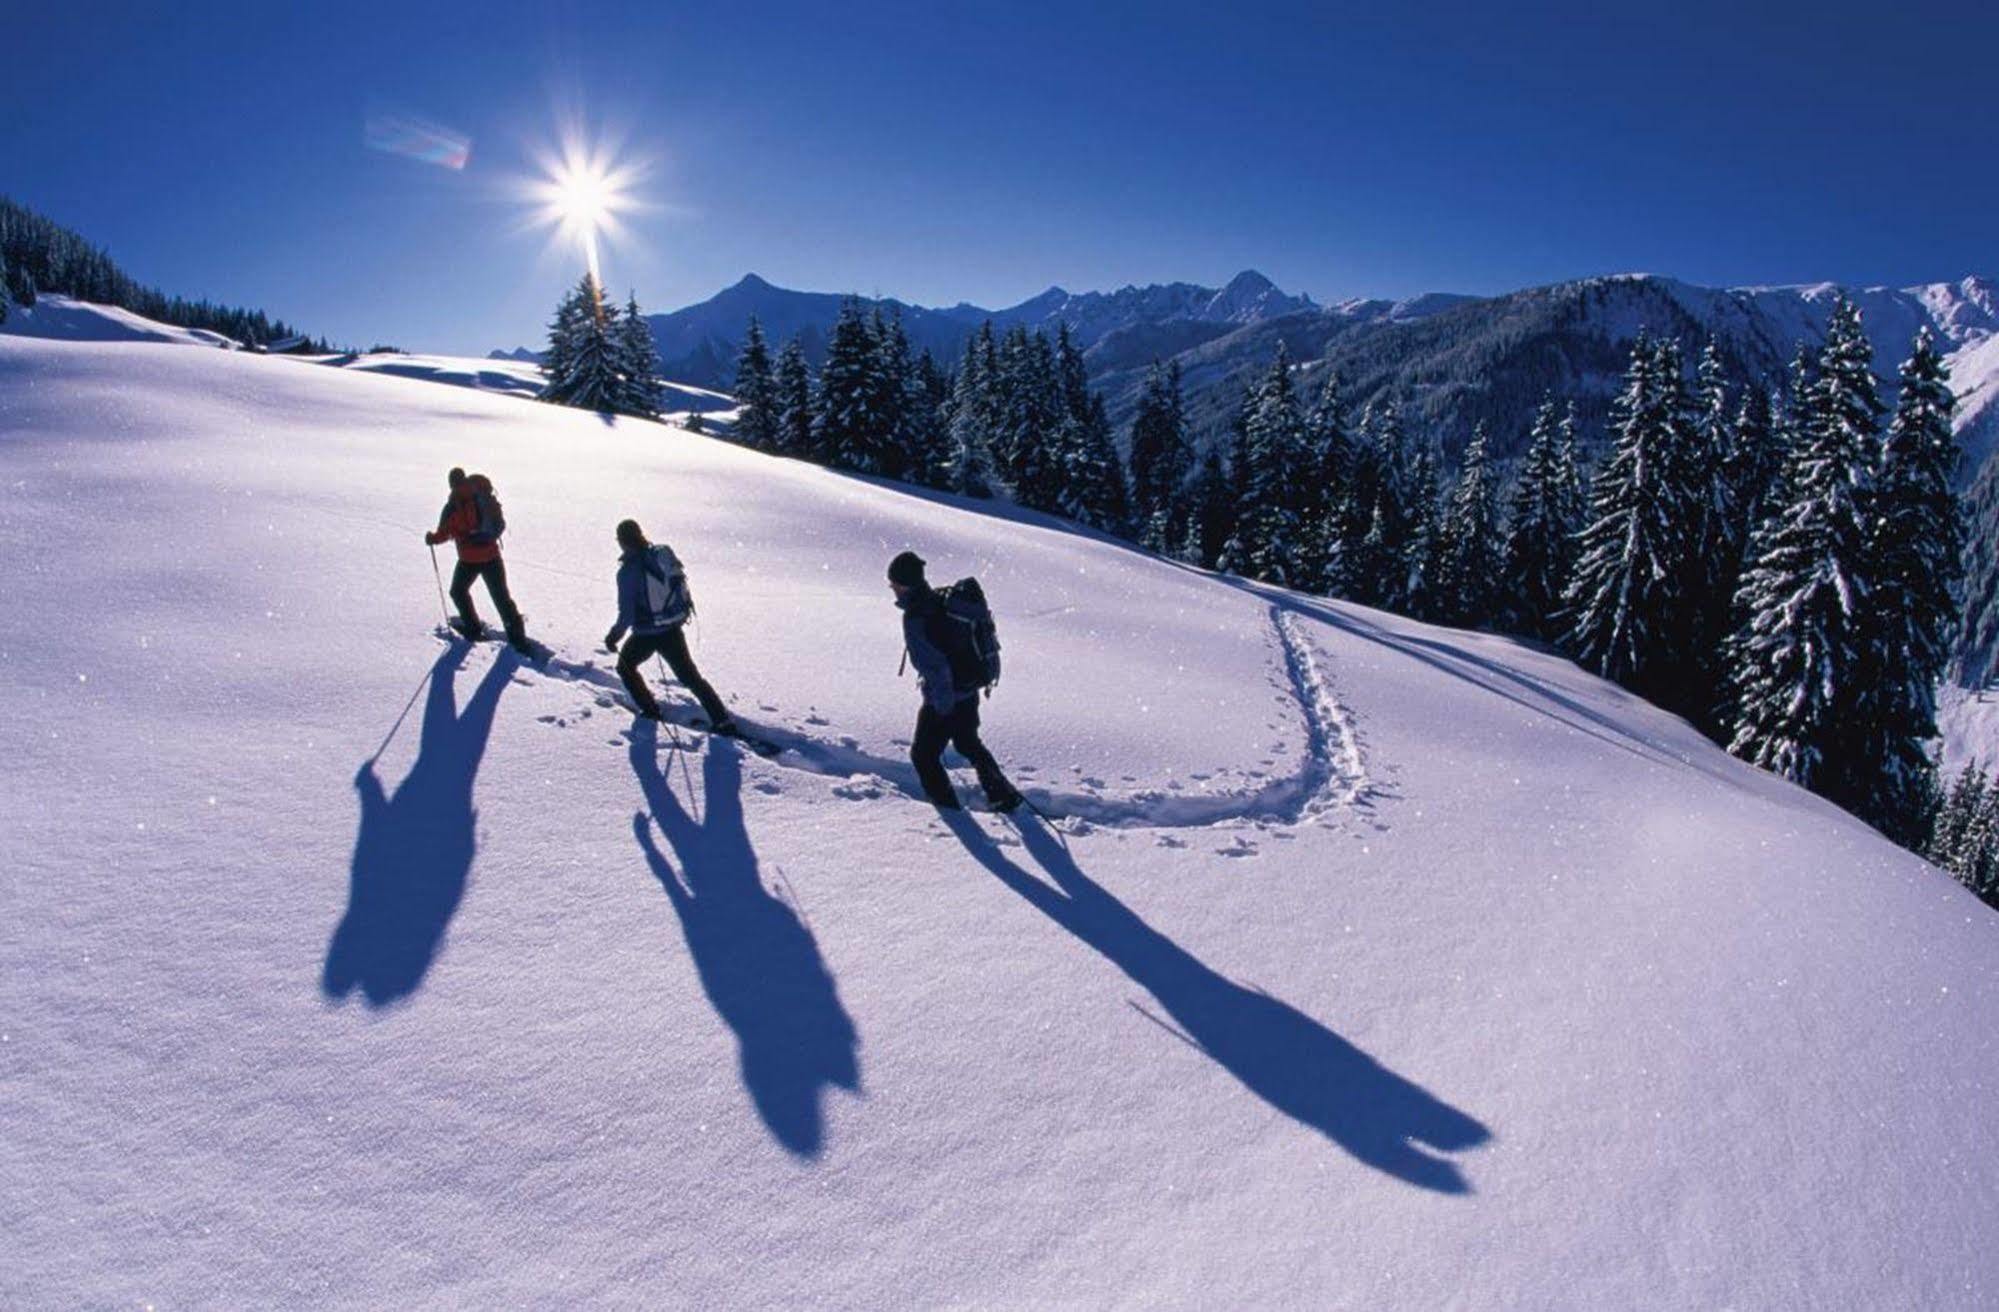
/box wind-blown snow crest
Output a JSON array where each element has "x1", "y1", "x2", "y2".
[{"x1": 0, "y1": 293, "x2": 241, "y2": 348}]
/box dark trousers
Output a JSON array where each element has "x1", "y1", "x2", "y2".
[
  {"x1": 449, "y1": 559, "x2": 523, "y2": 639},
  {"x1": 619, "y1": 626, "x2": 730, "y2": 725},
  {"x1": 911, "y1": 694, "x2": 1016, "y2": 807}
]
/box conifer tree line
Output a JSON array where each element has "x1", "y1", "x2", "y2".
[
  {"x1": 1925, "y1": 762, "x2": 1999, "y2": 909},
  {"x1": 731, "y1": 300, "x2": 1130, "y2": 530},
  {"x1": 726, "y1": 296, "x2": 1963, "y2": 857},
  {"x1": 537, "y1": 273, "x2": 664, "y2": 419},
  {"x1": 0, "y1": 198, "x2": 321, "y2": 346}
]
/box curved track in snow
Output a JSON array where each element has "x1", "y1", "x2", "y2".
[{"x1": 511, "y1": 602, "x2": 1372, "y2": 830}]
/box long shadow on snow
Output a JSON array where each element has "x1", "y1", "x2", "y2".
[
  {"x1": 941, "y1": 809, "x2": 1491, "y2": 1193},
  {"x1": 629, "y1": 726, "x2": 861, "y2": 1158},
  {"x1": 323, "y1": 643, "x2": 515, "y2": 1007}
]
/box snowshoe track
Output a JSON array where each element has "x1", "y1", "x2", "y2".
[{"x1": 481, "y1": 606, "x2": 1372, "y2": 831}]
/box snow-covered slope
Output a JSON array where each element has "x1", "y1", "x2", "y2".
[
  {"x1": 4, "y1": 335, "x2": 1997, "y2": 1308},
  {"x1": 0, "y1": 292, "x2": 241, "y2": 348},
  {"x1": 312, "y1": 350, "x2": 736, "y2": 418}
]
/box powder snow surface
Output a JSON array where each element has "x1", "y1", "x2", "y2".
[
  {"x1": 0, "y1": 293, "x2": 241, "y2": 349},
  {"x1": 3, "y1": 336, "x2": 1996, "y2": 1309}
]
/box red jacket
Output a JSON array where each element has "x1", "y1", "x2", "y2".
[{"x1": 433, "y1": 476, "x2": 501, "y2": 563}]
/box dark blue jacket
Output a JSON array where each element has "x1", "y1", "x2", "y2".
[{"x1": 899, "y1": 586, "x2": 964, "y2": 713}]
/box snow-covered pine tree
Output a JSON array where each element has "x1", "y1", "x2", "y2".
[
  {"x1": 1237, "y1": 344, "x2": 1309, "y2": 584},
  {"x1": 1402, "y1": 440, "x2": 1445, "y2": 618},
  {"x1": 869, "y1": 308, "x2": 913, "y2": 479},
  {"x1": 1725, "y1": 297, "x2": 1882, "y2": 809},
  {"x1": 1182, "y1": 446, "x2": 1235, "y2": 569},
  {"x1": 999, "y1": 328, "x2": 1067, "y2": 511},
  {"x1": 1127, "y1": 360, "x2": 1192, "y2": 548},
  {"x1": 1341, "y1": 401, "x2": 1418, "y2": 607},
  {"x1": 1210, "y1": 385, "x2": 1257, "y2": 575},
  {"x1": 539, "y1": 275, "x2": 591, "y2": 395},
  {"x1": 774, "y1": 337, "x2": 814, "y2": 458},
  {"x1": 1563, "y1": 333, "x2": 1707, "y2": 713},
  {"x1": 615, "y1": 294, "x2": 663, "y2": 419},
  {"x1": 983, "y1": 325, "x2": 1026, "y2": 482},
  {"x1": 1059, "y1": 393, "x2": 1130, "y2": 533},
  {"x1": 1299, "y1": 371, "x2": 1353, "y2": 590},
  {"x1": 1723, "y1": 386, "x2": 1782, "y2": 556},
  {"x1": 1927, "y1": 763, "x2": 1985, "y2": 878},
  {"x1": 1682, "y1": 339, "x2": 1738, "y2": 724},
  {"x1": 541, "y1": 274, "x2": 625, "y2": 413},
  {"x1": 1857, "y1": 328, "x2": 1964, "y2": 843},
  {"x1": 903, "y1": 349, "x2": 955, "y2": 489},
  {"x1": 733, "y1": 316, "x2": 779, "y2": 449},
  {"x1": 1503, "y1": 397, "x2": 1581, "y2": 640},
  {"x1": 1715, "y1": 382, "x2": 1801, "y2": 733},
  {"x1": 1055, "y1": 323, "x2": 1091, "y2": 427},
  {"x1": 814, "y1": 299, "x2": 887, "y2": 474},
  {"x1": 1429, "y1": 422, "x2": 1502, "y2": 627},
  {"x1": 1958, "y1": 770, "x2": 1999, "y2": 904},
  {"x1": 947, "y1": 326, "x2": 1001, "y2": 496}
]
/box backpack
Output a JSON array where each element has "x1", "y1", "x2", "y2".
[
  {"x1": 934, "y1": 577, "x2": 1002, "y2": 693},
  {"x1": 465, "y1": 475, "x2": 506, "y2": 545},
  {"x1": 639, "y1": 544, "x2": 694, "y2": 628}
]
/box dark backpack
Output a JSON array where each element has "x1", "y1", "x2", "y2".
[
  {"x1": 934, "y1": 577, "x2": 1002, "y2": 693},
  {"x1": 466, "y1": 477, "x2": 506, "y2": 545}
]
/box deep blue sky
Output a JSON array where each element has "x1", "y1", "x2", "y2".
[{"x1": 9, "y1": 1, "x2": 1994, "y2": 353}]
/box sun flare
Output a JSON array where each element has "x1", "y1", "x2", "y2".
[{"x1": 527, "y1": 135, "x2": 642, "y2": 283}]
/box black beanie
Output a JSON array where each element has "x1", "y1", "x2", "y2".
[
  {"x1": 887, "y1": 550, "x2": 927, "y2": 587},
  {"x1": 616, "y1": 518, "x2": 646, "y2": 548}
]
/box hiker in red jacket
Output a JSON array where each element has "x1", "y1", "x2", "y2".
[{"x1": 424, "y1": 467, "x2": 530, "y2": 653}]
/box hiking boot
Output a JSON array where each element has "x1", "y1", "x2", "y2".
[{"x1": 991, "y1": 790, "x2": 1025, "y2": 814}]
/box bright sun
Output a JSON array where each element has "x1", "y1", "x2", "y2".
[
  {"x1": 527, "y1": 134, "x2": 642, "y2": 284},
  {"x1": 554, "y1": 163, "x2": 611, "y2": 233}
]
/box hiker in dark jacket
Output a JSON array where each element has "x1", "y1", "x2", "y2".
[
  {"x1": 889, "y1": 550, "x2": 1022, "y2": 812},
  {"x1": 604, "y1": 519, "x2": 736, "y2": 732},
  {"x1": 424, "y1": 466, "x2": 530, "y2": 652}
]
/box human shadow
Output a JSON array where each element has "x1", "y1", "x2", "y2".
[
  {"x1": 942, "y1": 811, "x2": 1491, "y2": 1193},
  {"x1": 322, "y1": 643, "x2": 515, "y2": 1007},
  {"x1": 629, "y1": 728, "x2": 861, "y2": 1157}
]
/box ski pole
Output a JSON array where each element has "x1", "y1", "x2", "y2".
[
  {"x1": 656, "y1": 653, "x2": 698, "y2": 798},
  {"x1": 428, "y1": 542, "x2": 451, "y2": 629}
]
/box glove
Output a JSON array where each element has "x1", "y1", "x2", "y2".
[
  {"x1": 604, "y1": 631, "x2": 622, "y2": 653},
  {"x1": 424, "y1": 531, "x2": 440, "y2": 545}
]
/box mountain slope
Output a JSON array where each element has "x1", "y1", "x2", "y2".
[
  {"x1": 1165, "y1": 273, "x2": 1999, "y2": 469},
  {"x1": 3, "y1": 335, "x2": 1996, "y2": 1308},
  {"x1": 510, "y1": 269, "x2": 1999, "y2": 483}
]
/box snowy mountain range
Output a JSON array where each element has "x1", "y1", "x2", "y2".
[
  {"x1": 7, "y1": 321, "x2": 1998, "y2": 1306},
  {"x1": 493, "y1": 268, "x2": 1999, "y2": 477}
]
